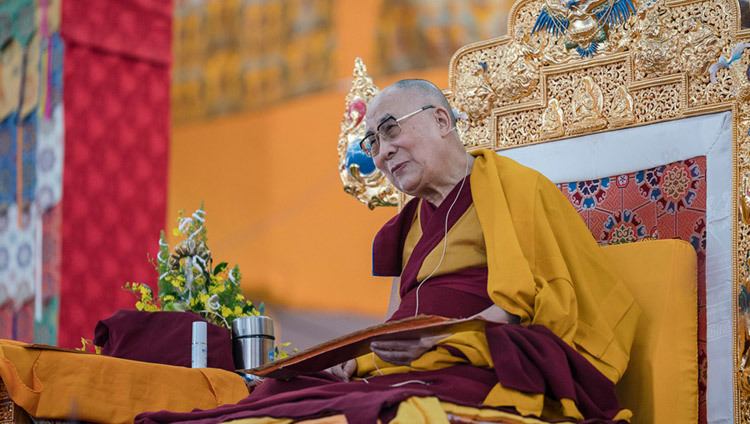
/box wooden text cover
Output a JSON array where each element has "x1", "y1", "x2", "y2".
[{"x1": 241, "y1": 314, "x2": 488, "y2": 379}]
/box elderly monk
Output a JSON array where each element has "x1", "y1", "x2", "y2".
[
  {"x1": 136, "y1": 80, "x2": 639, "y2": 424},
  {"x1": 331, "y1": 79, "x2": 640, "y2": 419}
]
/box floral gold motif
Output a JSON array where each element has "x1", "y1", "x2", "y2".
[
  {"x1": 337, "y1": 58, "x2": 399, "y2": 209},
  {"x1": 488, "y1": 27, "x2": 542, "y2": 102},
  {"x1": 633, "y1": 8, "x2": 678, "y2": 75},
  {"x1": 731, "y1": 59, "x2": 750, "y2": 103},
  {"x1": 680, "y1": 17, "x2": 720, "y2": 77},
  {"x1": 460, "y1": 62, "x2": 497, "y2": 123}
]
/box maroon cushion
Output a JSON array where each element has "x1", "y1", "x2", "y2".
[{"x1": 94, "y1": 309, "x2": 235, "y2": 371}]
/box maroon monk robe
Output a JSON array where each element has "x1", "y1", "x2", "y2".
[
  {"x1": 135, "y1": 177, "x2": 628, "y2": 424},
  {"x1": 374, "y1": 176, "x2": 494, "y2": 322}
]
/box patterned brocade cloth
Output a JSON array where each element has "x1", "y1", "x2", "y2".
[{"x1": 0, "y1": 339, "x2": 248, "y2": 424}]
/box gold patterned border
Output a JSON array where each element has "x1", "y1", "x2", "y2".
[
  {"x1": 447, "y1": 0, "x2": 749, "y2": 420},
  {"x1": 0, "y1": 378, "x2": 17, "y2": 424}
]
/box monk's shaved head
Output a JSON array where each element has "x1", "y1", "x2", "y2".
[{"x1": 391, "y1": 79, "x2": 456, "y2": 128}]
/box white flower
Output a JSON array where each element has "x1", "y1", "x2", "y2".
[{"x1": 207, "y1": 294, "x2": 220, "y2": 311}]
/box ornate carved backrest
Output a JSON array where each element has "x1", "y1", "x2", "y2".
[{"x1": 338, "y1": 0, "x2": 750, "y2": 422}]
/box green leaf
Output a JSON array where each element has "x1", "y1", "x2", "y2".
[
  {"x1": 163, "y1": 302, "x2": 185, "y2": 311},
  {"x1": 230, "y1": 265, "x2": 242, "y2": 284},
  {"x1": 213, "y1": 262, "x2": 228, "y2": 275}
]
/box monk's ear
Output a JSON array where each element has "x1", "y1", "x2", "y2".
[{"x1": 434, "y1": 106, "x2": 453, "y2": 137}]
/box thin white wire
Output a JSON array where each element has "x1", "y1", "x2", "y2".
[
  {"x1": 389, "y1": 380, "x2": 432, "y2": 387},
  {"x1": 413, "y1": 152, "x2": 470, "y2": 317},
  {"x1": 372, "y1": 352, "x2": 384, "y2": 376},
  {"x1": 368, "y1": 352, "x2": 431, "y2": 386},
  {"x1": 364, "y1": 151, "x2": 469, "y2": 385},
  {"x1": 361, "y1": 352, "x2": 383, "y2": 383}
]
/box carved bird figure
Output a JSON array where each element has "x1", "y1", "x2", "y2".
[{"x1": 532, "y1": 0, "x2": 636, "y2": 57}]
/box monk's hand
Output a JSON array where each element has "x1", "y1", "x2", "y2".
[
  {"x1": 370, "y1": 334, "x2": 447, "y2": 366},
  {"x1": 327, "y1": 359, "x2": 357, "y2": 382}
]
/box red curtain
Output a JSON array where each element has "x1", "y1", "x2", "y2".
[{"x1": 59, "y1": 0, "x2": 172, "y2": 348}]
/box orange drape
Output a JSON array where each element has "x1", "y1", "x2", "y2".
[{"x1": 0, "y1": 340, "x2": 248, "y2": 424}]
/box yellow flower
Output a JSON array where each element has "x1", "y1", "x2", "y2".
[
  {"x1": 162, "y1": 295, "x2": 175, "y2": 302},
  {"x1": 171, "y1": 279, "x2": 181, "y2": 288},
  {"x1": 136, "y1": 301, "x2": 144, "y2": 311},
  {"x1": 221, "y1": 306, "x2": 232, "y2": 318},
  {"x1": 139, "y1": 286, "x2": 151, "y2": 300},
  {"x1": 200, "y1": 293, "x2": 210, "y2": 305},
  {"x1": 235, "y1": 294, "x2": 244, "y2": 301},
  {"x1": 234, "y1": 306, "x2": 242, "y2": 315},
  {"x1": 172, "y1": 228, "x2": 180, "y2": 236}
]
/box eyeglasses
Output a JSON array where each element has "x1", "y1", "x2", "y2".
[{"x1": 359, "y1": 105, "x2": 435, "y2": 158}]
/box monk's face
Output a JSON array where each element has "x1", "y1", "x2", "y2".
[{"x1": 366, "y1": 86, "x2": 448, "y2": 198}]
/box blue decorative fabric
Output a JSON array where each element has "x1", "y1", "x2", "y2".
[
  {"x1": 20, "y1": 111, "x2": 37, "y2": 204},
  {"x1": 0, "y1": 113, "x2": 18, "y2": 209}
]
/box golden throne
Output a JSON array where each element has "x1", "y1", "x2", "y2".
[{"x1": 338, "y1": 0, "x2": 750, "y2": 422}]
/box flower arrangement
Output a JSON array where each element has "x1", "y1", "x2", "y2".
[
  {"x1": 123, "y1": 205, "x2": 261, "y2": 328},
  {"x1": 123, "y1": 206, "x2": 295, "y2": 359},
  {"x1": 74, "y1": 205, "x2": 297, "y2": 360}
]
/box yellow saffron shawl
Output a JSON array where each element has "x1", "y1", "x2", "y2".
[{"x1": 471, "y1": 149, "x2": 640, "y2": 382}]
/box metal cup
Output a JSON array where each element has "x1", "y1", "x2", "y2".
[{"x1": 231, "y1": 316, "x2": 275, "y2": 372}]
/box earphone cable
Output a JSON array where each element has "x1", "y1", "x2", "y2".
[{"x1": 413, "y1": 152, "x2": 470, "y2": 316}]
